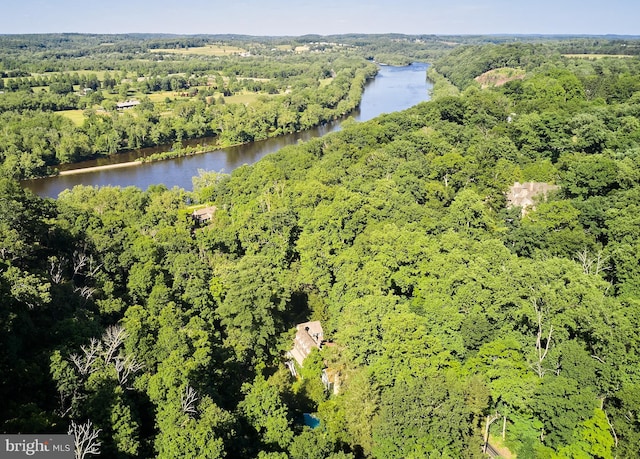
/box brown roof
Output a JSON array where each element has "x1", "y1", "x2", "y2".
[
  {"x1": 297, "y1": 321, "x2": 323, "y2": 344},
  {"x1": 192, "y1": 206, "x2": 217, "y2": 222},
  {"x1": 289, "y1": 321, "x2": 324, "y2": 366}
]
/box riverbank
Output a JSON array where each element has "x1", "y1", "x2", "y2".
[
  {"x1": 23, "y1": 63, "x2": 431, "y2": 198},
  {"x1": 135, "y1": 143, "x2": 227, "y2": 164},
  {"x1": 58, "y1": 161, "x2": 142, "y2": 176}
]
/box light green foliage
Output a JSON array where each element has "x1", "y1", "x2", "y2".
[
  {"x1": 552, "y1": 409, "x2": 614, "y2": 459},
  {"x1": 293, "y1": 348, "x2": 326, "y2": 405},
  {"x1": 335, "y1": 368, "x2": 379, "y2": 456},
  {"x1": 154, "y1": 397, "x2": 232, "y2": 459},
  {"x1": 371, "y1": 373, "x2": 486, "y2": 458},
  {"x1": 110, "y1": 400, "x2": 141, "y2": 456},
  {"x1": 370, "y1": 310, "x2": 455, "y2": 387},
  {"x1": 289, "y1": 428, "x2": 334, "y2": 459},
  {"x1": 334, "y1": 295, "x2": 399, "y2": 366},
  {"x1": 257, "y1": 452, "x2": 289, "y2": 459},
  {"x1": 2, "y1": 266, "x2": 51, "y2": 309},
  {"x1": 239, "y1": 368, "x2": 294, "y2": 449},
  {"x1": 443, "y1": 189, "x2": 495, "y2": 238},
  {"x1": 217, "y1": 254, "x2": 291, "y2": 362},
  {"x1": 466, "y1": 336, "x2": 537, "y2": 412}
]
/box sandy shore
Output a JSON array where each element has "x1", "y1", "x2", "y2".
[{"x1": 58, "y1": 161, "x2": 142, "y2": 176}]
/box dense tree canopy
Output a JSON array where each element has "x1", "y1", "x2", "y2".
[{"x1": 2, "y1": 34, "x2": 640, "y2": 458}]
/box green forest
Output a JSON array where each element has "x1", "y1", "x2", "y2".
[{"x1": 3, "y1": 34, "x2": 640, "y2": 458}]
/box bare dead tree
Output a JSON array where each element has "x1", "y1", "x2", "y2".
[
  {"x1": 68, "y1": 324, "x2": 143, "y2": 388},
  {"x1": 531, "y1": 298, "x2": 554, "y2": 378},
  {"x1": 181, "y1": 385, "x2": 199, "y2": 418},
  {"x1": 57, "y1": 390, "x2": 76, "y2": 419},
  {"x1": 604, "y1": 409, "x2": 619, "y2": 448},
  {"x1": 114, "y1": 354, "x2": 144, "y2": 388},
  {"x1": 69, "y1": 338, "x2": 101, "y2": 376},
  {"x1": 259, "y1": 194, "x2": 272, "y2": 213},
  {"x1": 73, "y1": 285, "x2": 96, "y2": 301},
  {"x1": 87, "y1": 256, "x2": 102, "y2": 279},
  {"x1": 101, "y1": 325, "x2": 127, "y2": 364},
  {"x1": 72, "y1": 249, "x2": 90, "y2": 277},
  {"x1": 72, "y1": 245, "x2": 102, "y2": 279},
  {"x1": 48, "y1": 256, "x2": 65, "y2": 284},
  {"x1": 576, "y1": 248, "x2": 610, "y2": 276},
  {"x1": 68, "y1": 419, "x2": 101, "y2": 459}
]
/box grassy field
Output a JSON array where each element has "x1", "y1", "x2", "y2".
[
  {"x1": 563, "y1": 53, "x2": 635, "y2": 59},
  {"x1": 135, "y1": 88, "x2": 270, "y2": 105},
  {"x1": 488, "y1": 435, "x2": 515, "y2": 459},
  {"x1": 34, "y1": 70, "x2": 109, "y2": 79},
  {"x1": 150, "y1": 45, "x2": 246, "y2": 56},
  {"x1": 58, "y1": 109, "x2": 86, "y2": 126},
  {"x1": 237, "y1": 77, "x2": 271, "y2": 82},
  {"x1": 144, "y1": 91, "x2": 180, "y2": 103},
  {"x1": 225, "y1": 92, "x2": 267, "y2": 105}
]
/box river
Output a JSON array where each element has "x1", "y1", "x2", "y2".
[{"x1": 23, "y1": 63, "x2": 432, "y2": 198}]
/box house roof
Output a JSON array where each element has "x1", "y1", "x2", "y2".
[
  {"x1": 297, "y1": 321, "x2": 323, "y2": 343},
  {"x1": 192, "y1": 206, "x2": 217, "y2": 221},
  {"x1": 116, "y1": 100, "x2": 140, "y2": 109},
  {"x1": 289, "y1": 321, "x2": 324, "y2": 367}
]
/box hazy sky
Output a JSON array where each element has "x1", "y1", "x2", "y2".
[{"x1": 1, "y1": 0, "x2": 638, "y2": 36}]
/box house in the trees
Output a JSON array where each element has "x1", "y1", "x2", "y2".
[
  {"x1": 191, "y1": 206, "x2": 217, "y2": 225},
  {"x1": 116, "y1": 100, "x2": 140, "y2": 110},
  {"x1": 285, "y1": 321, "x2": 324, "y2": 376},
  {"x1": 285, "y1": 321, "x2": 341, "y2": 394},
  {"x1": 507, "y1": 182, "x2": 559, "y2": 216}
]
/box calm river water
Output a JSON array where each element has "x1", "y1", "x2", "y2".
[{"x1": 24, "y1": 63, "x2": 432, "y2": 198}]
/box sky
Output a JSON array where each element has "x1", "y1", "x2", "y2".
[{"x1": 1, "y1": 0, "x2": 638, "y2": 36}]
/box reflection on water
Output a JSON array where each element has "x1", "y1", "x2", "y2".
[{"x1": 23, "y1": 63, "x2": 431, "y2": 198}]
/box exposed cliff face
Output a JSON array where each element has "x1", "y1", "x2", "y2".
[{"x1": 474, "y1": 67, "x2": 526, "y2": 88}]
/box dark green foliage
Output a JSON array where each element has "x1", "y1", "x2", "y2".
[{"x1": 372, "y1": 374, "x2": 485, "y2": 458}]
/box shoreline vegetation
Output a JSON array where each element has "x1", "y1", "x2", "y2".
[
  {"x1": 1, "y1": 34, "x2": 384, "y2": 181},
  {"x1": 136, "y1": 142, "x2": 236, "y2": 164},
  {"x1": 30, "y1": 64, "x2": 377, "y2": 179},
  {"x1": 44, "y1": 62, "x2": 431, "y2": 179},
  {"x1": 50, "y1": 142, "x2": 241, "y2": 178},
  {"x1": 43, "y1": 121, "x2": 333, "y2": 178},
  {"x1": 28, "y1": 62, "x2": 432, "y2": 187}
]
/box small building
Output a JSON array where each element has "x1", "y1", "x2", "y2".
[
  {"x1": 191, "y1": 206, "x2": 217, "y2": 225},
  {"x1": 286, "y1": 321, "x2": 324, "y2": 374},
  {"x1": 116, "y1": 100, "x2": 140, "y2": 110},
  {"x1": 507, "y1": 182, "x2": 559, "y2": 216}
]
